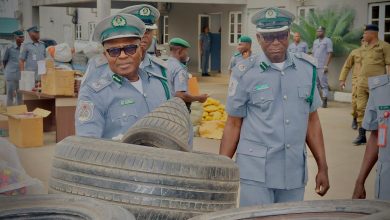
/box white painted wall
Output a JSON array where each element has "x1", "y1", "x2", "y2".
[{"x1": 0, "y1": 0, "x2": 20, "y2": 18}]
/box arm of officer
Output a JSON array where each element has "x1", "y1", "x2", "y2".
[
  {"x1": 220, "y1": 75, "x2": 248, "y2": 158},
  {"x1": 339, "y1": 52, "x2": 354, "y2": 88},
  {"x1": 306, "y1": 87, "x2": 329, "y2": 196},
  {"x1": 19, "y1": 46, "x2": 27, "y2": 71},
  {"x1": 324, "y1": 39, "x2": 333, "y2": 71},
  {"x1": 383, "y1": 42, "x2": 390, "y2": 74},
  {"x1": 173, "y1": 69, "x2": 208, "y2": 103},
  {"x1": 75, "y1": 87, "x2": 105, "y2": 138},
  {"x1": 2, "y1": 47, "x2": 9, "y2": 67},
  {"x1": 353, "y1": 94, "x2": 379, "y2": 199}
]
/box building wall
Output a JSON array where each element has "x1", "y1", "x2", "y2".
[
  {"x1": 166, "y1": 3, "x2": 246, "y2": 72},
  {"x1": 0, "y1": 0, "x2": 20, "y2": 18}
]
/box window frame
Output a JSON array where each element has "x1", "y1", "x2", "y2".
[
  {"x1": 297, "y1": 6, "x2": 316, "y2": 25},
  {"x1": 163, "y1": 15, "x2": 169, "y2": 45},
  {"x1": 75, "y1": 24, "x2": 82, "y2": 40},
  {"x1": 368, "y1": 2, "x2": 390, "y2": 43},
  {"x1": 229, "y1": 11, "x2": 243, "y2": 46}
]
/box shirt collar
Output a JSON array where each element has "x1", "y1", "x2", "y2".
[
  {"x1": 140, "y1": 54, "x2": 152, "y2": 69},
  {"x1": 259, "y1": 51, "x2": 296, "y2": 72}
]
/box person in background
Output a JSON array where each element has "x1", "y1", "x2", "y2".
[
  {"x1": 228, "y1": 35, "x2": 253, "y2": 75},
  {"x1": 312, "y1": 26, "x2": 333, "y2": 108},
  {"x1": 75, "y1": 14, "x2": 170, "y2": 140},
  {"x1": 199, "y1": 25, "x2": 211, "y2": 76},
  {"x1": 352, "y1": 74, "x2": 390, "y2": 200},
  {"x1": 339, "y1": 37, "x2": 365, "y2": 130},
  {"x1": 288, "y1": 32, "x2": 308, "y2": 53},
  {"x1": 147, "y1": 35, "x2": 157, "y2": 56},
  {"x1": 353, "y1": 24, "x2": 390, "y2": 145},
  {"x1": 167, "y1": 37, "x2": 208, "y2": 112},
  {"x1": 220, "y1": 7, "x2": 329, "y2": 207},
  {"x1": 3, "y1": 30, "x2": 24, "y2": 106},
  {"x1": 19, "y1": 26, "x2": 46, "y2": 82}
]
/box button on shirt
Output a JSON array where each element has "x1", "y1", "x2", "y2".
[
  {"x1": 19, "y1": 41, "x2": 46, "y2": 72},
  {"x1": 75, "y1": 66, "x2": 169, "y2": 139},
  {"x1": 226, "y1": 52, "x2": 322, "y2": 189},
  {"x1": 312, "y1": 37, "x2": 333, "y2": 68},
  {"x1": 288, "y1": 41, "x2": 308, "y2": 53},
  {"x1": 2, "y1": 44, "x2": 21, "y2": 81}
]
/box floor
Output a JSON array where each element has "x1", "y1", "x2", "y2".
[{"x1": 12, "y1": 74, "x2": 376, "y2": 201}]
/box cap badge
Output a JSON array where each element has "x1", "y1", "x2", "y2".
[
  {"x1": 139, "y1": 7, "x2": 151, "y2": 16},
  {"x1": 112, "y1": 15, "x2": 127, "y2": 27},
  {"x1": 265, "y1": 9, "x2": 277, "y2": 19}
]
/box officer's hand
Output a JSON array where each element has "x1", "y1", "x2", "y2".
[
  {"x1": 315, "y1": 170, "x2": 330, "y2": 196},
  {"x1": 339, "y1": 81, "x2": 346, "y2": 90},
  {"x1": 352, "y1": 182, "x2": 366, "y2": 199},
  {"x1": 198, "y1": 94, "x2": 209, "y2": 103}
]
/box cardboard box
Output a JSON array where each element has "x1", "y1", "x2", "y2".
[
  {"x1": 2, "y1": 105, "x2": 51, "y2": 147},
  {"x1": 0, "y1": 115, "x2": 8, "y2": 137},
  {"x1": 41, "y1": 67, "x2": 75, "y2": 96}
]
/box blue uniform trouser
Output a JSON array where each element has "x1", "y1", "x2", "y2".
[
  {"x1": 316, "y1": 68, "x2": 329, "y2": 98},
  {"x1": 240, "y1": 180, "x2": 305, "y2": 207},
  {"x1": 201, "y1": 50, "x2": 210, "y2": 74},
  {"x1": 6, "y1": 80, "x2": 22, "y2": 106}
]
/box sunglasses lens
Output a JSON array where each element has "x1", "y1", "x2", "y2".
[
  {"x1": 107, "y1": 48, "x2": 121, "y2": 57},
  {"x1": 123, "y1": 45, "x2": 138, "y2": 55},
  {"x1": 262, "y1": 32, "x2": 288, "y2": 43}
]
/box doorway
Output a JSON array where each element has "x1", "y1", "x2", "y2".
[{"x1": 198, "y1": 13, "x2": 221, "y2": 73}]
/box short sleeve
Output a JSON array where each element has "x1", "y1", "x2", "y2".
[
  {"x1": 362, "y1": 94, "x2": 378, "y2": 131},
  {"x1": 75, "y1": 87, "x2": 105, "y2": 138},
  {"x1": 19, "y1": 45, "x2": 28, "y2": 61},
  {"x1": 303, "y1": 42, "x2": 308, "y2": 53},
  {"x1": 2, "y1": 47, "x2": 9, "y2": 63},
  {"x1": 226, "y1": 74, "x2": 248, "y2": 118},
  {"x1": 383, "y1": 42, "x2": 390, "y2": 65},
  {"x1": 310, "y1": 86, "x2": 322, "y2": 113},
  {"x1": 173, "y1": 69, "x2": 188, "y2": 92},
  {"x1": 327, "y1": 38, "x2": 333, "y2": 53},
  {"x1": 228, "y1": 56, "x2": 235, "y2": 70}
]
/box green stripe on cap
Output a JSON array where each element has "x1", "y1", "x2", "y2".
[
  {"x1": 169, "y1": 38, "x2": 191, "y2": 48},
  {"x1": 239, "y1": 35, "x2": 252, "y2": 43},
  {"x1": 101, "y1": 26, "x2": 141, "y2": 42}
]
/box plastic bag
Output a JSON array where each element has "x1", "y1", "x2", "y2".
[
  {"x1": 199, "y1": 120, "x2": 226, "y2": 140},
  {"x1": 0, "y1": 138, "x2": 44, "y2": 196},
  {"x1": 190, "y1": 102, "x2": 203, "y2": 126},
  {"x1": 53, "y1": 43, "x2": 73, "y2": 63}
]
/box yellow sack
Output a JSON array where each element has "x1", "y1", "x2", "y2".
[{"x1": 199, "y1": 120, "x2": 226, "y2": 140}]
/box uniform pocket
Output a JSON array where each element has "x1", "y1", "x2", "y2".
[
  {"x1": 110, "y1": 106, "x2": 138, "y2": 127},
  {"x1": 250, "y1": 88, "x2": 274, "y2": 106},
  {"x1": 236, "y1": 141, "x2": 267, "y2": 183},
  {"x1": 298, "y1": 86, "x2": 311, "y2": 113}
]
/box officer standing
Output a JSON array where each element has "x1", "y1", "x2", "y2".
[
  {"x1": 19, "y1": 26, "x2": 46, "y2": 82},
  {"x1": 228, "y1": 35, "x2": 253, "y2": 75},
  {"x1": 288, "y1": 32, "x2": 308, "y2": 53},
  {"x1": 220, "y1": 7, "x2": 329, "y2": 206},
  {"x1": 199, "y1": 25, "x2": 211, "y2": 76},
  {"x1": 2, "y1": 30, "x2": 24, "y2": 106},
  {"x1": 352, "y1": 74, "x2": 390, "y2": 200},
  {"x1": 167, "y1": 37, "x2": 208, "y2": 111},
  {"x1": 354, "y1": 24, "x2": 390, "y2": 145},
  {"x1": 339, "y1": 38, "x2": 365, "y2": 130},
  {"x1": 75, "y1": 14, "x2": 170, "y2": 139},
  {"x1": 312, "y1": 26, "x2": 333, "y2": 108}
]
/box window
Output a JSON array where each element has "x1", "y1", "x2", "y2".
[
  {"x1": 297, "y1": 6, "x2": 316, "y2": 24},
  {"x1": 163, "y1": 16, "x2": 169, "y2": 44},
  {"x1": 88, "y1": 22, "x2": 96, "y2": 40},
  {"x1": 75, "y1": 24, "x2": 82, "y2": 40},
  {"x1": 229, "y1": 11, "x2": 242, "y2": 45},
  {"x1": 369, "y1": 2, "x2": 390, "y2": 43}
]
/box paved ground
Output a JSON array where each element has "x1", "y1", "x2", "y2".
[{"x1": 13, "y1": 74, "x2": 376, "y2": 202}]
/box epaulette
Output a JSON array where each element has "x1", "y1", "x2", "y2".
[
  {"x1": 294, "y1": 52, "x2": 318, "y2": 68},
  {"x1": 232, "y1": 55, "x2": 257, "y2": 78},
  {"x1": 368, "y1": 75, "x2": 389, "y2": 90},
  {"x1": 149, "y1": 55, "x2": 168, "y2": 69},
  {"x1": 233, "y1": 52, "x2": 240, "y2": 57},
  {"x1": 146, "y1": 69, "x2": 168, "y2": 81},
  {"x1": 87, "y1": 76, "x2": 112, "y2": 92}
]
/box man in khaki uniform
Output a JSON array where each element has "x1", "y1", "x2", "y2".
[
  {"x1": 339, "y1": 38, "x2": 364, "y2": 130},
  {"x1": 354, "y1": 24, "x2": 390, "y2": 145}
]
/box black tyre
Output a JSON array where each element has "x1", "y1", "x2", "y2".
[
  {"x1": 0, "y1": 194, "x2": 134, "y2": 220},
  {"x1": 49, "y1": 136, "x2": 239, "y2": 220},
  {"x1": 189, "y1": 199, "x2": 390, "y2": 220},
  {"x1": 121, "y1": 97, "x2": 192, "y2": 152}
]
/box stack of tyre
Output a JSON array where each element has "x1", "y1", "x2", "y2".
[{"x1": 48, "y1": 98, "x2": 240, "y2": 219}]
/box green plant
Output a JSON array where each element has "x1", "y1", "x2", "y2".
[{"x1": 291, "y1": 8, "x2": 363, "y2": 57}]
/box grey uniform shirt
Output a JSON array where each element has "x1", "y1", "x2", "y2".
[
  {"x1": 362, "y1": 74, "x2": 390, "y2": 200},
  {"x1": 167, "y1": 57, "x2": 189, "y2": 94},
  {"x1": 227, "y1": 51, "x2": 322, "y2": 189},
  {"x1": 19, "y1": 41, "x2": 46, "y2": 72},
  {"x1": 75, "y1": 66, "x2": 169, "y2": 139},
  {"x1": 312, "y1": 37, "x2": 333, "y2": 68},
  {"x1": 288, "y1": 42, "x2": 308, "y2": 53},
  {"x1": 199, "y1": 33, "x2": 211, "y2": 52},
  {"x1": 3, "y1": 44, "x2": 21, "y2": 81}
]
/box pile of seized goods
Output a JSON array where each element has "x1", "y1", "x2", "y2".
[{"x1": 199, "y1": 98, "x2": 228, "y2": 140}]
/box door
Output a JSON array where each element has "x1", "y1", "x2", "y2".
[
  {"x1": 210, "y1": 13, "x2": 222, "y2": 73},
  {"x1": 198, "y1": 15, "x2": 210, "y2": 72}
]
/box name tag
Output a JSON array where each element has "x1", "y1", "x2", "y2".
[{"x1": 378, "y1": 123, "x2": 387, "y2": 147}]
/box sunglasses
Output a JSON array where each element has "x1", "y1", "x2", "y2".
[
  {"x1": 260, "y1": 31, "x2": 289, "y2": 43},
  {"x1": 105, "y1": 44, "x2": 138, "y2": 57}
]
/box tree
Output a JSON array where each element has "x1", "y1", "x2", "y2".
[{"x1": 291, "y1": 8, "x2": 363, "y2": 57}]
